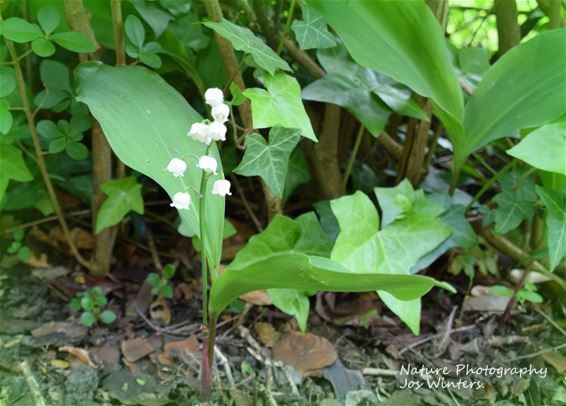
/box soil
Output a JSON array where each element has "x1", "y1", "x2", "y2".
[{"x1": 0, "y1": 263, "x2": 565, "y2": 406}]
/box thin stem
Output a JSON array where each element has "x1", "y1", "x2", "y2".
[
  {"x1": 1, "y1": 13, "x2": 92, "y2": 271},
  {"x1": 466, "y1": 159, "x2": 514, "y2": 211},
  {"x1": 110, "y1": 0, "x2": 126, "y2": 67},
  {"x1": 199, "y1": 145, "x2": 213, "y2": 326},
  {"x1": 342, "y1": 124, "x2": 365, "y2": 190},
  {"x1": 276, "y1": 0, "x2": 296, "y2": 54}
]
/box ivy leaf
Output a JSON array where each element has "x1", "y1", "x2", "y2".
[
  {"x1": 234, "y1": 127, "x2": 301, "y2": 199},
  {"x1": 1, "y1": 18, "x2": 43, "y2": 43},
  {"x1": 203, "y1": 20, "x2": 291, "y2": 75},
  {"x1": 51, "y1": 31, "x2": 96, "y2": 53},
  {"x1": 536, "y1": 186, "x2": 566, "y2": 271},
  {"x1": 125, "y1": 15, "x2": 145, "y2": 48},
  {"x1": 268, "y1": 289, "x2": 310, "y2": 331},
  {"x1": 291, "y1": 4, "x2": 336, "y2": 50},
  {"x1": 493, "y1": 190, "x2": 534, "y2": 234},
  {"x1": 244, "y1": 72, "x2": 316, "y2": 141},
  {"x1": 507, "y1": 122, "x2": 566, "y2": 177},
  {"x1": 31, "y1": 38, "x2": 55, "y2": 57},
  {"x1": 283, "y1": 147, "x2": 310, "y2": 201},
  {"x1": 0, "y1": 143, "x2": 33, "y2": 203},
  {"x1": 96, "y1": 176, "x2": 144, "y2": 233},
  {"x1": 37, "y1": 5, "x2": 61, "y2": 36},
  {"x1": 330, "y1": 191, "x2": 451, "y2": 334}
]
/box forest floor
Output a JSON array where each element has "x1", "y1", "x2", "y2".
[{"x1": 0, "y1": 255, "x2": 565, "y2": 406}]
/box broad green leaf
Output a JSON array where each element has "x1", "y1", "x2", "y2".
[
  {"x1": 31, "y1": 38, "x2": 55, "y2": 57},
  {"x1": 308, "y1": 0, "x2": 463, "y2": 125},
  {"x1": 96, "y1": 176, "x2": 144, "y2": 233},
  {"x1": 234, "y1": 127, "x2": 301, "y2": 199},
  {"x1": 0, "y1": 100, "x2": 13, "y2": 135},
  {"x1": 457, "y1": 30, "x2": 566, "y2": 173},
  {"x1": 330, "y1": 191, "x2": 451, "y2": 334},
  {"x1": 244, "y1": 72, "x2": 316, "y2": 141},
  {"x1": 291, "y1": 4, "x2": 336, "y2": 50},
  {"x1": 295, "y1": 211, "x2": 333, "y2": 257},
  {"x1": 507, "y1": 122, "x2": 566, "y2": 176},
  {"x1": 283, "y1": 147, "x2": 310, "y2": 202},
  {"x1": 536, "y1": 186, "x2": 566, "y2": 271},
  {"x1": 210, "y1": 215, "x2": 455, "y2": 322},
  {"x1": 125, "y1": 15, "x2": 145, "y2": 47},
  {"x1": 0, "y1": 143, "x2": 33, "y2": 203},
  {"x1": 37, "y1": 5, "x2": 61, "y2": 35},
  {"x1": 51, "y1": 31, "x2": 96, "y2": 53},
  {"x1": 268, "y1": 289, "x2": 310, "y2": 331},
  {"x1": 203, "y1": 20, "x2": 291, "y2": 75},
  {"x1": 1, "y1": 18, "x2": 43, "y2": 43},
  {"x1": 76, "y1": 63, "x2": 225, "y2": 268}
]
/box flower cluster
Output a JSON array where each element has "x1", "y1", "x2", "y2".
[{"x1": 167, "y1": 88, "x2": 232, "y2": 211}]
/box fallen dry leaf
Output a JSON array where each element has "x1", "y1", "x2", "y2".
[
  {"x1": 59, "y1": 345, "x2": 96, "y2": 368},
  {"x1": 273, "y1": 332, "x2": 337, "y2": 378},
  {"x1": 150, "y1": 297, "x2": 171, "y2": 325},
  {"x1": 159, "y1": 336, "x2": 200, "y2": 365},
  {"x1": 254, "y1": 322, "x2": 280, "y2": 347},
  {"x1": 121, "y1": 337, "x2": 154, "y2": 363},
  {"x1": 24, "y1": 253, "x2": 50, "y2": 268}
]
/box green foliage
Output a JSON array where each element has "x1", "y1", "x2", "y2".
[
  {"x1": 5, "y1": 229, "x2": 32, "y2": 262},
  {"x1": 491, "y1": 283, "x2": 543, "y2": 305},
  {"x1": 507, "y1": 122, "x2": 566, "y2": 176},
  {"x1": 536, "y1": 186, "x2": 566, "y2": 271},
  {"x1": 234, "y1": 127, "x2": 301, "y2": 199},
  {"x1": 147, "y1": 264, "x2": 176, "y2": 298},
  {"x1": 210, "y1": 214, "x2": 455, "y2": 325},
  {"x1": 125, "y1": 15, "x2": 163, "y2": 69},
  {"x1": 331, "y1": 191, "x2": 451, "y2": 334},
  {"x1": 0, "y1": 17, "x2": 43, "y2": 43},
  {"x1": 36, "y1": 115, "x2": 91, "y2": 160},
  {"x1": 308, "y1": 0, "x2": 464, "y2": 126},
  {"x1": 96, "y1": 176, "x2": 145, "y2": 233},
  {"x1": 291, "y1": 4, "x2": 337, "y2": 50},
  {"x1": 75, "y1": 64, "x2": 225, "y2": 270},
  {"x1": 244, "y1": 72, "x2": 316, "y2": 141},
  {"x1": 457, "y1": 30, "x2": 566, "y2": 173},
  {"x1": 0, "y1": 143, "x2": 33, "y2": 203},
  {"x1": 70, "y1": 287, "x2": 116, "y2": 327},
  {"x1": 203, "y1": 20, "x2": 291, "y2": 75}
]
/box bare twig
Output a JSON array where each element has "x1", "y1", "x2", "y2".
[{"x1": 19, "y1": 360, "x2": 45, "y2": 406}]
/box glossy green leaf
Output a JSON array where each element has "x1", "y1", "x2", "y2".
[
  {"x1": 331, "y1": 191, "x2": 451, "y2": 334},
  {"x1": 456, "y1": 30, "x2": 566, "y2": 173},
  {"x1": 96, "y1": 176, "x2": 144, "y2": 233},
  {"x1": 507, "y1": 122, "x2": 566, "y2": 176},
  {"x1": 234, "y1": 127, "x2": 301, "y2": 198},
  {"x1": 31, "y1": 38, "x2": 55, "y2": 57},
  {"x1": 536, "y1": 186, "x2": 566, "y2": 271},
  {"x1": 244, "y1": 72, "x2": 316, "y2": 141},
  {"x1": 308, "y1": 0, "x2": 463, "y2": 125},
  {"x1": 203, "y1": 20, "x2": 291, "y2": 75},
  {"x1": 0, "y1": 143, "x2": 33, "y2": 203},
  {"x1": 291, "y1": 4, "x2": 336, "y2": 50},
  {"x1": 132, "y1": 0, "x2": 172, "y2": 37},
  {"x1": 76, "y1": 63, "x2": 225, "y2": 268},
  {"x1": 210, "y1": 215, "x2": 455, "y2": 322},
  {"x1": 283, "y1": 147, "x2": 310, "y2": 202},
  {"x1": 37, "y1": 5, "x2": 60, "y2": 35},
  {"x1": 51, "y1": 31, "x2": 96, "y2": 53},
  {"x1": 0, "y1": 69, "x2": 17, "y2": 97},
  {"x1": 125, "y1": 15, "x2": 145, "y2": 47},
  {"x1": 1, "y1": 18, "x2": 43, "y2": 43}
]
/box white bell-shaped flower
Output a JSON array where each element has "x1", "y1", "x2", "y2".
[
  {"x1": 211, "y1": 103, "x2": 230, "y2": 123},
  {"x1": 196, "y1": 155, "x2": 218, "y2": 175},
  {"x1": 166, "y1": 158, "x2": 187, "y2": 177},
  {"x1": 204, "y1": 88, "x2": 224, "y2": 107},
  {"x1": 188, "y1": 122, "x2": 211, "y2": 145},
  {"x1": 211, "y1": 179, "x2": 232, "y2": 197},
  {"x1": 170, "y1": 192, "x2": 191, "y2": 210},
  {"x1": 208, "y1": 122, "x2": 227, "y2": 142}
]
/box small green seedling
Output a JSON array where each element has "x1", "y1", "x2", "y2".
[
  {"x1": 6, "y1": 229, "x2": 31, "y2": 262},
  {"x1": 69, "y1": 286, "x2": 116, "y2": 327},
  {"x1": 491, "y1": 282, "x2": 543, "y2": 305},
  {"x1": 147, "y1": 264, "x2": 176, "y2": 298}
]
